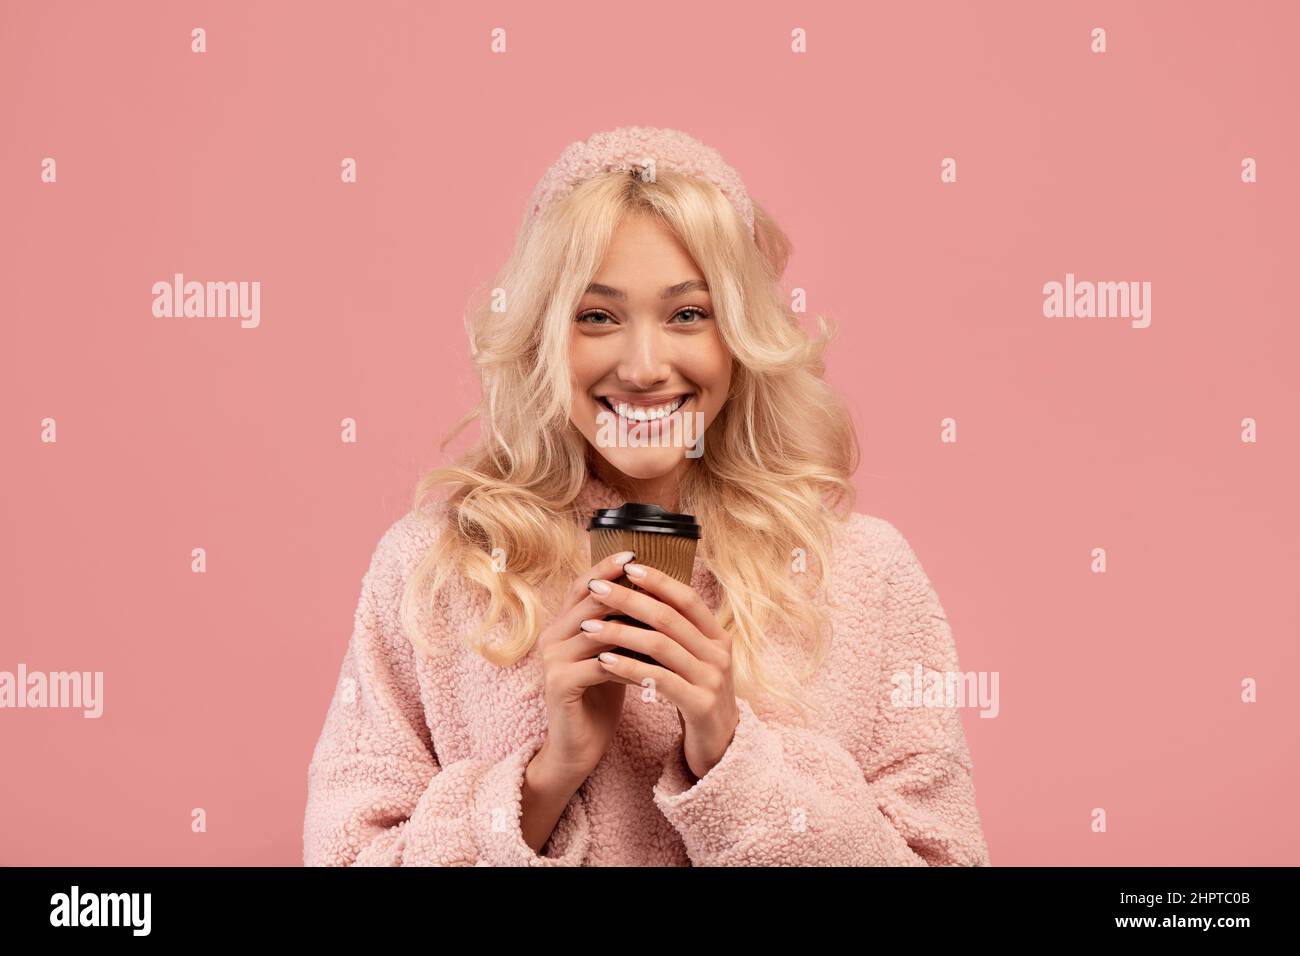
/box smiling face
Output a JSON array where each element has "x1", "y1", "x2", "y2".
[{"x1": 568, "y1": 212, "x2": 733, "y2": 489}]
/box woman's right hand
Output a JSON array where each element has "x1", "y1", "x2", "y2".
[{"x1": 531, "y1": 549, "x2": 638, "y2": 789}]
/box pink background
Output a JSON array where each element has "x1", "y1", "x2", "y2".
[{"x1": 2, "y1": 0, "x2": 1297, "y2": 866}]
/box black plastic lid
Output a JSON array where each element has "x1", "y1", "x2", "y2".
[{"x1": 587, "y1": 502, "x2": 701, "y2": 539}]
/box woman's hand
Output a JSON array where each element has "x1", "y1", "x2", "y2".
[
  {"x1": 581, "y1": 563, "x2": 740, "y2": 783},
  {"x1": 531, "y1": 549, "x2": 640, "y2": 790}
]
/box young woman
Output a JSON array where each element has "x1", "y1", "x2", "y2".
[{"x1": 303, "y1": 126, "x2": 991, "y2": 866}]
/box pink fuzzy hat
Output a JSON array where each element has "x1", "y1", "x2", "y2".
[{"x1": 524, "y1": 125, "x2": 756, "y2": 238}]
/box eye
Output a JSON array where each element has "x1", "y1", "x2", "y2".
[
  {"x1": 575, "y1": 310, "x2": 615, "y2": 325},
  {"x1": 671, "y1": 307, "x2": 710, "y2": 325}
]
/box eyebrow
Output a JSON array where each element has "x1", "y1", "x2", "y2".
[{"x1": 584, "y1": 279, "x2": 709, "y2": 301}]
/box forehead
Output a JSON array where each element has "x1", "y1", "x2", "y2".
[{"x1": 589, "y1": 216, "x2": 704, "y2": 292}]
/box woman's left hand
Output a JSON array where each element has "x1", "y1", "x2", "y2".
[{"x1": 583, "y1": 563, "x2": 740, "y2": 783}]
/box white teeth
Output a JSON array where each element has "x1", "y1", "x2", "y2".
[{"x1": 607, "y1": 396, "x2": 686, "y2": 422}]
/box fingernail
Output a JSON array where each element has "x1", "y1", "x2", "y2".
[
  {"x1": 611, "y1": 551, "x2": 635, "y2": 564},
  {"x1": 580, "y1": 619, "x2": 604, "y2": 632},
  {"x1": 623, "y1": 562, "x2": 647, "y2": 579},
  {"x1": 598, "y1": 652, "x2": 620, "y2": 665},
  {"x1": 587, "y1": 579, "x2": 611, "y2": 595}
]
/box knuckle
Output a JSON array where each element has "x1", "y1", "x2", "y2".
[{"x1": 649, "y1": 606, "x2": 673, "y2": 633}]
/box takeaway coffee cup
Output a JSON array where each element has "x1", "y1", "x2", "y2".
[{"x1": 587, "y1": 503, "x2": 702, "y2": 667}]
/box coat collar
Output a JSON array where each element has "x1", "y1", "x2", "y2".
[
  {"x1": 573, "y1": 471, "x2": 627, "y2": 517},
  {"x1": 571, "y1": 469, "x2": 701, "y2": 518}
]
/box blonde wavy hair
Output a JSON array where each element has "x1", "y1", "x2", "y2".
[{"x1": 398, "y1": 167, "x2": 861, "y2": 717}]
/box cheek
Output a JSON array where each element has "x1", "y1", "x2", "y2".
[
  {"x1": 694, "y1": 336, "x2": 732, "y2": 398},
  {"x1": 567, "y1": 343, "x2": 609, "y2": 429},
  {"x1": 568, "y1": 342, "x2": 600, "y2": 390}
]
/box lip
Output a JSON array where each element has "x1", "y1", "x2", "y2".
[
  {"x1": 596, "y1": 393, "x2": 692, "y2": 422},
  {"x1": 597, "y1": 392, "x2": 691, "y2": 406}
]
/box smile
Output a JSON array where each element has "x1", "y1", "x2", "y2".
[{"x1": 597, "y1": 394, "x2": 691, "y2": 422}]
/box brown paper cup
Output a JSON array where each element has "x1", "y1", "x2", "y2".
[{"x1": 587, "y1": 504, "x2": 701, "y2": 667}]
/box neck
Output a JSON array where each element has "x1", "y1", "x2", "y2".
[{"x1": 592, "y1": 456, "x2": 691, "y2": 512}]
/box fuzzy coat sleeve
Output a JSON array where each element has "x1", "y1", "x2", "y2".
[
  {"x1": 302, "y1": 514, "x2": 593, "y2": 867},
  {"x1": 650, "y1": 523, "x2": 991, "y2": 866}
]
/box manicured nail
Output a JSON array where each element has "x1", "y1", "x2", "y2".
[
  {"x1": 587, "y1": 578, "x2": 611, "y2": 595},
  {"x1": 611, "y1": 551, "x2": 635, "y2": 564},
  {"x1": 623, "y1": 562, "x2": 647, "y2": 579},
  {"x1": 598, "y1": 652, "x2": 620, "y2": 665},
  {"x1": 580, "y1": 619, "x2": 604, "y2": 633}
]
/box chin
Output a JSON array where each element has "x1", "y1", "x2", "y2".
[{"x1": 593, "y1": 448, "x2": 686, "y2": 482}]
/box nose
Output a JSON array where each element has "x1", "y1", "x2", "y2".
[{"x1": 615, "y1": 322, "x2": 672, "y2": 388}]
